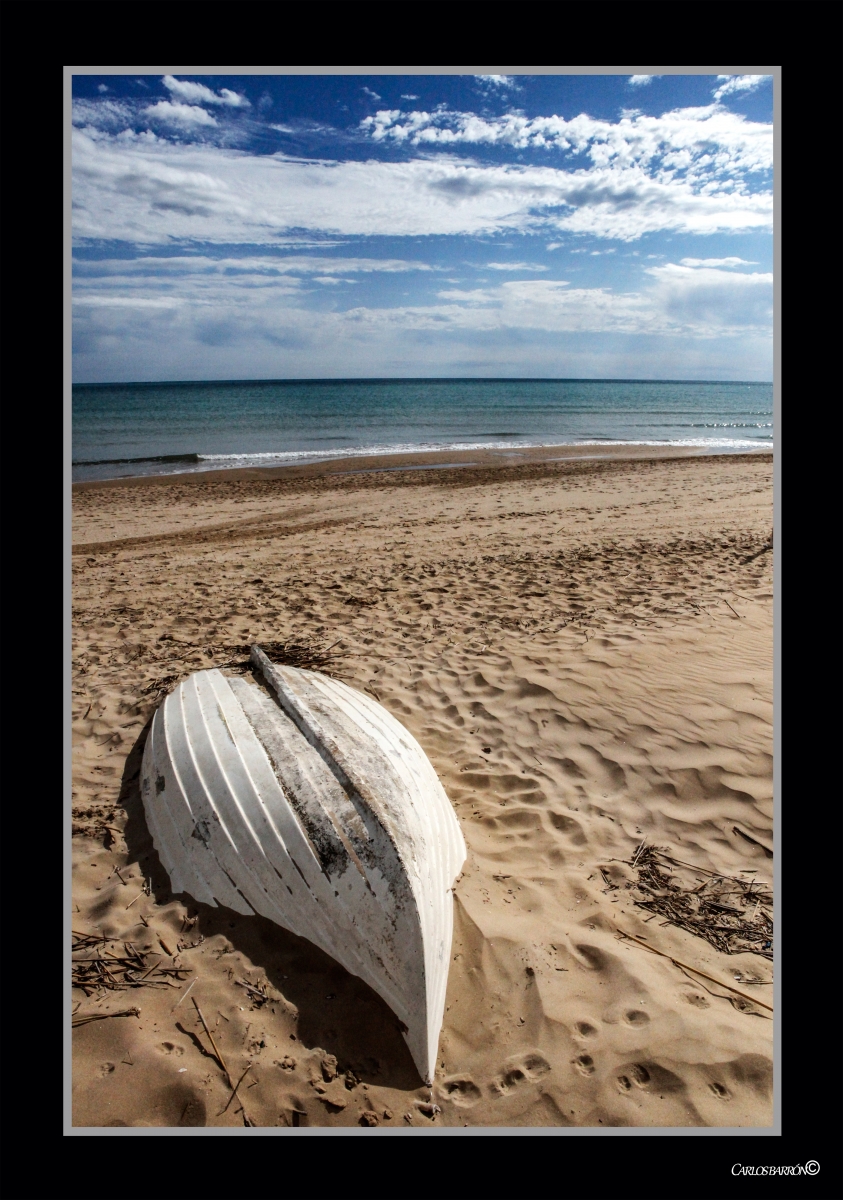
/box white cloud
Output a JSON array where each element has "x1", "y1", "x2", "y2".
[
  {"x1": 144, "y1": 101, "x2": 218, "y2": 128},
  {"x1": 219, "y1": 89, "x2": 250, "y2": 108},
  {"x1": 436, "y1": 265, "x2": 771, "y2": 338},
  {"x1": 163, "y1": 76, "x2": 250, "y2": 107},
  {"x1": 679, "y1": 256, "x2": 757, "y2": 267},
  {"x1": 361, "y1": 103, "x2": 772, "y2": 181},
  {"x1": 72, "y1": 127, "x2": 773, "y2": 245},
  {"x1": 430, "y1": 279, "x2": 655, "y2": 332},
  {"x1": 629, "y1": 75, "x2": 654, "y2": 87},
  {"x1": 401, "y1": 94, "x2": 419, "y2": 101},
  {"x1": 72, "y1": 98, "x2": 135, "y2": 131},
  {"x1": 71, "y1": 255, "x2": 434, "y2": 320},
  {"x1": 362, "y1": 86, "x2": 382, "y2": 101},
  {"x1": 644, "y1": 260, "x2": 772, "y2": 333},
  {"x1": 73, "y1": 254, "x2": 434, "y2": 279},
  {"x1": 476, "y1": 75, "x2": 519, "y2": 90},
  {"x1": 97, "y1": 83, "x2": 109, "y2": 94},
  {"x1": 546, "y1": 242, "x2": 563, "y2": 251},
  {"x1": 485, "y1": 261, "x2": 549, "y2": 271},
  {"x1": 713, "y1": 75, "x2": 771, "y2": 101},
  {"x1": 73, "y1": 295, "x2": 182, "y2": 308}
]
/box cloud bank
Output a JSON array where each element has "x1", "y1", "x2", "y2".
[
  {"x1": 73, "y1": 254, "x2": 771, "y2": 377},
  {"x1": 72, "y1": 121, "x2": 771, "y2": 246}
]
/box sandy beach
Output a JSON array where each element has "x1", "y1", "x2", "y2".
[{"x1": 71, "y1": 447, "x2": 774, "y2": 1129}]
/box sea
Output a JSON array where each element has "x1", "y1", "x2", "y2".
[{"x1": 71, "y1": 379, "x2": 773, "y2": 483}]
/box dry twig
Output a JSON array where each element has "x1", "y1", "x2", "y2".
[
  {"x1": 192, "y1": 997, "x2": 231, "y2": 1085},
  {"x1": 72, "y1": 932, "x2": 192, "y2": 995},
  {"x1": 219, "y1": 1065, "x2": 252, "y2": 1115},
  {"x1": 623, "y1": 846, "x2": 773, "y2": 959}
]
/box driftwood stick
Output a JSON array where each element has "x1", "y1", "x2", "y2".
[
  {"x1": 615, "y1": 929, "x2": 773, "y2": 1011},
  {"x1": 192, "y1": 997, "x2": 230, "y2": 1084}
]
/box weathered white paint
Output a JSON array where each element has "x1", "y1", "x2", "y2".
[{"x1": 140, "y1": 645, "x2": 466, "y2": 1084}]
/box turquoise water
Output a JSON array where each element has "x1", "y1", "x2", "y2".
[{"x1": 72, "y1": 378, "x2": 773, "y2": 482}]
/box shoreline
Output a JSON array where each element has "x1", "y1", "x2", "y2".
[{"x1": 73, "y1": 442, "x2": 772, "y2": 493}]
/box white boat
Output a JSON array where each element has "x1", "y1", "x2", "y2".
[{"x1": 140, "y1": 644, "x2": 466, "y2": 1084}]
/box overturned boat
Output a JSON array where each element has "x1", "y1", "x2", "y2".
[{"x1": 140, "y1": 644, "x2": 466, "y2": 1084}]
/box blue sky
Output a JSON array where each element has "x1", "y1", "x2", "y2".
[{"x1": 71, "y1": 72, "x2": 773, "y2": 382}]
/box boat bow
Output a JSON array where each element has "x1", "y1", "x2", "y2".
[{"x1": 140, "y1": 646, "x2": 466, "y2": 1083}]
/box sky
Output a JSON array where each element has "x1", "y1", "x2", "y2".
[{"x1": 71, "y1": 72, "x2": 773, "y2": 382}]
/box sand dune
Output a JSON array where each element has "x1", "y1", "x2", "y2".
[{"x1": 71, "y1": 451, "x2": 773, "y2": 1128}]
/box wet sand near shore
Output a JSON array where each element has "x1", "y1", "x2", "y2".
[{"x1": 73, "y1": 439, "x2": 762, "y2": 492}]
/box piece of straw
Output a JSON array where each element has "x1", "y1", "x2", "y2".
[
  {"x1": 615, "y1": 928, "x2": 772, "y2": 1011},
  {"x1": 192, "y1": 997, "x2": 230, "y2": 1084},
  {"x1": 219, "y1": 1065, "x2": 252, "y2": 1115},
  {"x1": 73, "y1": 1007, "x2": 141, "y2": 1027},
  {"x1": 172, "y1": 978, "x2": 198, "y2": 1010}
]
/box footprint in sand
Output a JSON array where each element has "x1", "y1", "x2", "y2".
[
  {"x1": 490, "y1": 1067, "x2": 526, "y2": 1096},
  {"x1": 489, "y1": 1052, "x2": 551, "y2": 1097},
  {"x1": 440, "y1": 1077, "x2": 482, "y2": 1108},
  {"x1": 623, "y1": 1009, "x2": 650, "y2": 1026},
  {"x1": 574, "y1": 1022, "x2": 598, "y2": 1039},
  {"x1": 572, "y1": 1055, "x2": 595, "y2": 1077},
  {"x1": 682, "y1": 992, "x2": 710, "y2": 1009},
  {"x1": 159, "y1": 1042, "x2": 184, "y2": 1056},
  {"x1": 708, "y1": 1081, "x2": 731, "y2": 1100},
  {"x1": 616, "y1": 1065, "x2": 650, "y2": 1093},
  {"x1": 617, "y1": 1061, "x2": 686, "y2": 1097},
  {"x1": 522, "y1": 1053, "x2": 551, "y2": 1080}
]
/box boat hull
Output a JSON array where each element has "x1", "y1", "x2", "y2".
[{"x1": 140, "y1": 647, "x2": 466, "y2": 1083}]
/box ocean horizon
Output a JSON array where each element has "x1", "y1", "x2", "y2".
[{"x1": 72, "y1": 377, "x2": 773, "y2": 483}]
